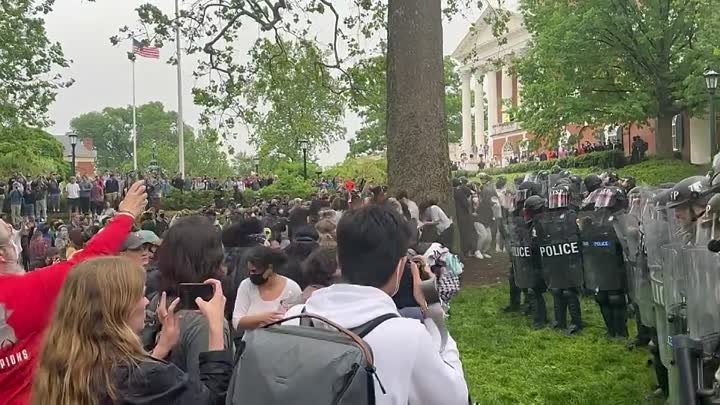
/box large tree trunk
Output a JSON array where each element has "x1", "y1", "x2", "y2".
[
  {"x1": 386, "y1": 0, "x2": 450, "y2": 206},
  {"x1": 655, "y1": 111, "x2": 675, "y2": 158}
]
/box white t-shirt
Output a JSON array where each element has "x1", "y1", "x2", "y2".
[
  {"x1": 65, "y1": 183, "x2": 80, "y2": 199},
  {"x1": 405, "y1": 199, "x2": 420, "y2": 221},
  {"x1": 427, "y1": 205, "x2": 452, "y2": 234},
  {"x1": 232, "y1": 276, "x2": 302, "y2": 330}
]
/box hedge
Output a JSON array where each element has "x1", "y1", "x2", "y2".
[
  {"x1": 454, "y1": 150, "x2": 627, "y2": 178},
  {"x1": 480, "y1": 158, "x2": 707, "y2": 188}
]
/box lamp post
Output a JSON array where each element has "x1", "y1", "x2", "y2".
[
  {"x1": 299, "y1": 139, "x2": 309, "y2": 180},
  {"x1": 68, "y1": 132, "x2": 78, "y2": 177},
  {"x1": 253, "y1": 157, "x2": 260, "y2": 175},
  {"x1": 706, "y1": 70, "x2": 719, "y2": 160}
]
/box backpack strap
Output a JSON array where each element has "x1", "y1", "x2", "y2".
[{"x1": 350, "y1": 313, "x2": 398, "y2": 339}]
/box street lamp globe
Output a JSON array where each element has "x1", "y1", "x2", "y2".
[
  {"x1": 68, "y1": 132, "x2": 78, "y2": 146},
  {"x1": 299, "y1": 139, "x2": 309, "y2": 150},
  {"x1": 705, "y1": 69, "x2": 719, "y2": 92}
]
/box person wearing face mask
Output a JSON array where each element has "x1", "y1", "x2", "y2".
[
  {"x1": 296, "y1": 204, "x2": 468, "y2": 405},
  {"x1": 231, "y1": 246, "x2": 301, "y2": 331}
]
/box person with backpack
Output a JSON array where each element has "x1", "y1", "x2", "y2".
[{"x1": 229, "y1": 204, "x2": 468, "y2": 405}]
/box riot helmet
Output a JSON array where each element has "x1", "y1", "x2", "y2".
[
  {"x1": 619, "y1": 177, "x2": 636, "y2": 194},
  {"x1": 584, "y1": 175, "x2": 603, "y2": 193},
  {"x1": 524, "y1": 195, "x2": 546, "y2": 217},
  {"x1": 549, "y1": 184, "x2": 571, "y2": 209},
  {"x1": 593, "y1": 186, "x2": 628, "y2": 212},
  {"x1": 705, "y1": 194, "x2": 720, "y2": 252},
  {"x1": 550, "y1": 165, "x2": 562, "y2": 174},
  {"x1": 512, "y1": 181, "x2": 542, "y2": 211}
]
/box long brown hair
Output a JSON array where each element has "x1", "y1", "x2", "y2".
[{"x1": 31, "y1": 257, "x2": 146, "y2": 405}]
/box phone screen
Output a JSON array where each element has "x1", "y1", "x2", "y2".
[{"x1": 178, "y1": 283, "x2": 214, "y2": 310}]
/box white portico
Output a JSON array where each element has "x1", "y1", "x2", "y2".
[{"x1": 451, "y1": 7, "x2": 530, "y2": 166}]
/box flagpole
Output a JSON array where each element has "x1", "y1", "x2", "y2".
[
  {"x1": 175, "y1": 0, "x2": 185, "y2": 179},
  {"x1": 132, "y1": 58, "x2": 138, "y2": 172}
]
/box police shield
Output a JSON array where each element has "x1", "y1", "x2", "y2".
[
  {"x1": 508, "y1": 215, "x2": 539, "y2": 289},
  {"x1": 535, "y1": 210, "x2": 583, "y2": 289},
  {"x1": 577, "y1": 210, "x2": 625, "y2": 291},
  {"x1": 614, "y1": 213, "x2": 646, "y2": 302},
  {"x1": 685, "y1": 246, "x2": 720, "y2": 349}
]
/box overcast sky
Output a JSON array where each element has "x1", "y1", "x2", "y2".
[{"x1": 43, "y1": 1, "x2": 513, "y2": 166}]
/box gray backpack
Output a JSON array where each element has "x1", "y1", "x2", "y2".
[{"x1": 226, "y1": 312, "x2": 397, "y2": 405}]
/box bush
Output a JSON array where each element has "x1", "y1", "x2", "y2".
[
  {"x1": 483, "y1": 157, "x2": 707, "y2": 188},
  {"x1": 161, "y1": 191, "x2": 216, "y2": 211},
  {"x1": 256, "y1": 176, "x2": 314, "y2": 200},
  {"x1": 456, "y1": 150, "x2": 627, "y2": 177},
  {"x1": 619, "y1": 158, "x2": 707, "y2": 186},
  {"x1": 324, "y1": 155, "x2": 387, "y2": 184}
]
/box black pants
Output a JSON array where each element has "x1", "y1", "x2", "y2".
[{"x1": 79, "y1": 197, "x2": 90, "y2": 214}]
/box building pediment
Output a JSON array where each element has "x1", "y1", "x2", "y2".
[{"x1": 452, "y1": 7, "x2": 530, "y2": 71}]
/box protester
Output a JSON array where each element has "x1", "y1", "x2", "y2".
[
  {"x1": 280, "y1": 225, "x2": 320, "y2": 286},
  {"x1": 296, "y1": 204, "x2": 469, "y2": 404},
  {"x1": 65, "y1": 176, "x2": 81, "y2": 214},
  {"x1": 0, "y1": 181, "x2": 146, "y2": 405},
  {"x1": 231, "y1": 245, "x2": 301, "y2": 331},
  {"x1": 150, "y1": 215, "x2": 234, "y2": 377},
  {"x1": 27, "y1": 229, "x2": 49, "y2": 271},
  {"x1": 419, "y1": 200, "x2": 454, "y2": 247},
  {"x1": 31, "y1": 257, "x2": 232, "y2": 405}
]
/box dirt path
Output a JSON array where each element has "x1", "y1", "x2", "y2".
[{"x1": 460, "y1": 251, "x2": 510, "y2": 288}]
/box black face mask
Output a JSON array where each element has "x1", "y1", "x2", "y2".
[{"x1": 250, "y1": 272, "x2": 269, "y2": 285}]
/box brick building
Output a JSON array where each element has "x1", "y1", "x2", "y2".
[
  {"x1": 450, "y1": 7, "x2": 713, "y2": 168},
  {"x1": 55, "y1": 136, "x2": 97, "y2": 177}
]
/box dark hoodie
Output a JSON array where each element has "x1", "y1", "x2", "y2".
[{"x1": 104, "y1": 351, "x2": 232, "y2": 405}]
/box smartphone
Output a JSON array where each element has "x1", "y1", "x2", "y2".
[{"x1": 178, "y1": 283, "x2": 214, "y2": 310}]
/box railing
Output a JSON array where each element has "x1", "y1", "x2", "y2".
[{"x1": 492, "y1": 121, "x2": 521, "y2": 134}]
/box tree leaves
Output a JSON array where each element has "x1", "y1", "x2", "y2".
[
  {"x1": 0, "y1": 0, "x2": 70, "y2": 127},
  {"x1": 345, "y1": 56, "x2": 463, "y2": 157},
  {"x1": 0, "y1": 125, "x2": 68, "y2": 177},
  {"x1": 514, "y1": 0, "x2": 719, "y2": 157}
]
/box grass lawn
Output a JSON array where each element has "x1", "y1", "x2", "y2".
[{"x1": 448, "y1": 285, "x2": 662, "y2": 405}]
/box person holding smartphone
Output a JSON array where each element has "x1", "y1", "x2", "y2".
[
  {"x1": 152, "y1": 216, "x2": 234, "y2": 378},
  {"x1": 31, "y1": 257, "x2": 232, "y2": 405}
]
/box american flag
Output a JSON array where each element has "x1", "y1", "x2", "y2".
[{"x1": 132, "y1": 39, "x2": 160, "y2": 59}]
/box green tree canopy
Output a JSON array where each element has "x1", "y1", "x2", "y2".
[
  {"x1": 0, "y1": 126, "x2": 68, "y2": 177},
  {"x1": 0, "y1": 1, "x2": 71, "y2": 128},
  {"x1": 345, "y1": 56, "x2": 463, "y2": 157},
  {"x1": 70, "y1": 102, "x2": 232, "y2": 177},
  {"x1": 194, "y1": 39, "x2": 346, "y2": 161},
  {"x1": 513, "y1": 0, "x2": 720, "y2": 157}
]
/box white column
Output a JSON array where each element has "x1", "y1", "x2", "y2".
[
  {"x1": 501, "y1": 66, "x2": 513, "y2": 123},
  {"x1": 485, "y1": 70, "x2": 498, "y2": 137},
  {"x1": 516, "y1": 75, "x2": 523, "y2": 107},
  {"x1": 461, "y1": 71, "x2": 472, "y2": 152},
  {"x1": 473, "y1": 74, "x2": 485, "y2": 150}
]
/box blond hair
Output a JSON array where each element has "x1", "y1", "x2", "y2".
[{"x1": 31, "y1": 257, "x2": 147, "y2": 405}]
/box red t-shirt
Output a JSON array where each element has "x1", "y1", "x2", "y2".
[{"x1": 0, "y1": 215, "x2": 133, "y2": 405}]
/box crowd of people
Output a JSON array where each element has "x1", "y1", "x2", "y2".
[{"x1": 0, "y1": 175, "x2": 472, "y2": 405}]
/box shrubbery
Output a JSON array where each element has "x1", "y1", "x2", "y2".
[{"x1": 456, "y1": 150, "x2": 627, "y2": 178}]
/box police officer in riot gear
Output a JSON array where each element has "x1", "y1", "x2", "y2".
[
  {"x1": 578, "y1": 186, "x2": 629, "y2": 338},
  {"x1": 507, "y1": 182, "x2": 544, "y2": 325},
  {"x1": 523, "y1": 194, "x2": 549, "y2": 329},
  {"x1": 535, "y1": 183, "x2": 584, "y2": 334},
  {"x1": 503, "y1": 176, "x2": 531, "y2": 313}
]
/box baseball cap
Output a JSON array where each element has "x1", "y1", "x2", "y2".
[
  {"x1": 121, "y1": 233, "x2": 144, "y2": 251},
  {"x1": 136, "y1": 230, "x2": 162, "y2": 246}
]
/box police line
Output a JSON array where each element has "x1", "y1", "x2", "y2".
[{"x1": 512, "y1": 242, "x2": 594, "y2": 258}]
